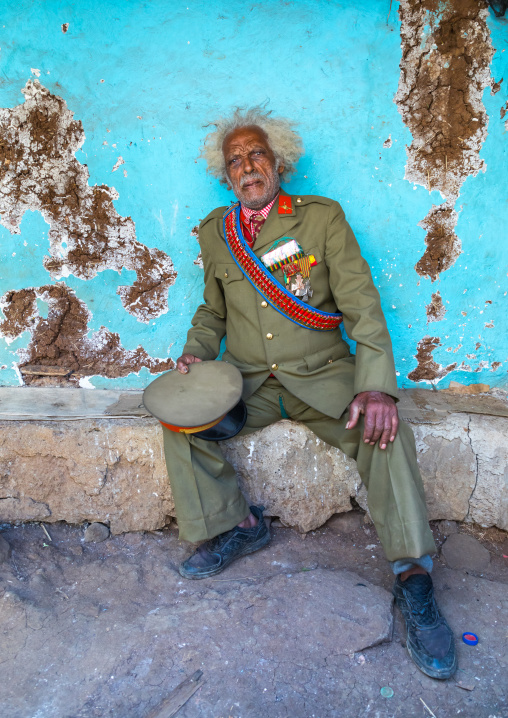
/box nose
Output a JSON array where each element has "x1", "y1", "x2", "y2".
[{"x1": 242, "y1": 155, "x2": 254, "y2": 174}]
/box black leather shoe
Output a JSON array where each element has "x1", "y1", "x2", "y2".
[
  {"x1": 179, "y1": 505, "x2": 270, "y2": 579},
  {"x1": 393, "y1": 574, "x2": 457, "y2": 680}
]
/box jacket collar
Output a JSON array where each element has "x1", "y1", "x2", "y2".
[{"x1": 249, "y1": 188, "x2": 299, "y2": 254}]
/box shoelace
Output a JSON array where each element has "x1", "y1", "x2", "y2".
[{"x1": 403, "y1": 576, "x2": 439, "y2": 626}]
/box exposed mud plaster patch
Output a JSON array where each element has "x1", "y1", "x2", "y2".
[
  {"x1": 0, "y1": 284, "x2": 174, "y2": 386},
  {"x1": 0, "y1": 81, "x2": 177, "y2": 323},
  {"x1": 490, "y1": 77, "x2": 503, "y2": 94},
  {"x1": 501, "y1": 101, "x2": 508, "y2": 119},
  {"x1": 416, "y1": 203, "x2": 461, "y2": 281},
  {"x1": 61, "y1": 23, "x2": 69, "y2": 33},
  {"x1": 408, "y1": 336, "x2": 457, "y2": 383},
  {"x1": 383, "y1": 135, "x2": 392, "y2": 148},
  {"x1": 396, "y1": 1, "x2": 494, "y2": 381},
  {"x1": 396, "y1": 0, "x2": 493, "y2": 204},
  {"x1": 426, "y1": 290, "x2": 446, "y2": 323},
  {"x1": 30, "y1": 69, "x2": 41, "y2": 78}
]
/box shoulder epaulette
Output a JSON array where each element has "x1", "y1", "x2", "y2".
[
  {"x1": 291, "y1": 194, "x2": 336, "y2": 207},
  {"x1": 200, "y1": 205, "x2": 229, "y2": 229}
]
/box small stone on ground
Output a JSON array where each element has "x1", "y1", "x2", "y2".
[
  {"x1": 84, "y1": 522, "x2": 110, "y2": 543},
  {"x1": 325, "y1": 510, "x2": 362, "y2": 534},
  {"x1": 442, "y1": 532, "x2": 491, "y2": 571},
  {"x1": 437, "y1": 519, "x2": 458, "y2": 536}
]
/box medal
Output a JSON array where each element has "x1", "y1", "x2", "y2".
[{"x1": 261, "y1": 240, "x2": 318, "y2": 303}]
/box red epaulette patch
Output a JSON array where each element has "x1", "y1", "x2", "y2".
[{"x1": 278, "y1": 195, "x2": 293, "y2": 214}]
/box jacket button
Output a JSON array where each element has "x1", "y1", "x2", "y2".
[
  {"x1": 271, "y1": 363, "x2": 278, "y2": 370},
  {"x1": 328, "y1": 358, "x2": 333, "y2": 364},
  {"x1": 266, "y1": 333, "x2": 273, "y2": 340},
  {"x1": 261, "y1": 301, "x2": 268, "y2": 308},
  {"x1": 296, "y1": 197, "x2": 302, "y2": 203},
  {"x1": 224, "y1": 271, "x2": 228, "y2": 278}
]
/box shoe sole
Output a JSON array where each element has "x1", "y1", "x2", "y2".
[{"x1": 179, "y1": 530, "x2": 271, "y2": 580}]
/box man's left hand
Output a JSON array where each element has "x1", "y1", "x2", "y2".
[{"x1": 346, "y1": 391, "x2": 399, "y2": 450}]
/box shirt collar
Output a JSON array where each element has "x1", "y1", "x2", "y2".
[{"x1": 241, "y1": 193, "x2": 278, "y2": 221}]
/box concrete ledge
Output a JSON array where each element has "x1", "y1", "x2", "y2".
[{"x1": 0, "y1": 388, "x2": 507, "y2": 533}]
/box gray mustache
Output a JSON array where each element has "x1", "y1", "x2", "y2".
[{"x1": 240, "y1": 172, "x2": 263, "y2": 187}]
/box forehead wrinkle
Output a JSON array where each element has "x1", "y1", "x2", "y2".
[{"x1": 225, "y1": 142, "x2": 268, "y2": 158}]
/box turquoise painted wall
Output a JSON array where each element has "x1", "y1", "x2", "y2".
[{"x1": 0, "y1": 0, "x2": 507, "y2": 389}]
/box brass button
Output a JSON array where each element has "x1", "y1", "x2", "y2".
[
  {"x1": 224, "y1": 271, "x2": 228, "y2": 278},
  {"x1": 261, "y1": 301, "x2": 268, "y2": 308},
  {"x1": 266, "y1": 333, "x2": 273, "y2": 340},
  {"x1": 271, "y1": 363, "x2": 279, "y2": 371},
  {"x1": 296, "y1": 197, "x2": 302, "y2": 203},
  {"x1": 328, "y1": 358, "x2": 333, "y2": 364}
]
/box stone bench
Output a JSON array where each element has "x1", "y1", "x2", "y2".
[{"x1": 0, "y1": 387, "x2": 507, "y2": 534}]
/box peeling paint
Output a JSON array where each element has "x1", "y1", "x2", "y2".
[
  {"x1": 396, "y1": 0, "x2": 497, "y2": 383},
  {"x1": 416, "y1": 204, "x2": 460, "y2": 282},
  {"x1": 396, "y1": 0, "x2": 493, "y2": 206},
  {"x1": 0, "y1": 283, "x2": 174, "y2": 386},
  {"x1": 408, "y1": 336, "x2": 457, "y2": 384},
  {"x1": 0, "y1": 81, "x2": 177, "y2": 324},
  {"x1": 426, "y1": 290, "x2": 446, "y2": 323}
]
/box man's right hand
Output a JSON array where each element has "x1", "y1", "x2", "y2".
[{"x1": 176, "y1": 354, "x2": 203, "y2": 374}]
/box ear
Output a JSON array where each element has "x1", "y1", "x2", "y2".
[{"x1": 277, "y1": 163, "x2": 285, "y2": 176}]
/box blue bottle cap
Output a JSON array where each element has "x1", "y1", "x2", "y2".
[{"x1": 462, "y1": 632, "x2": 479, "y2": 646}]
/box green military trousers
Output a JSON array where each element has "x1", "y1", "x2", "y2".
[{"x1": 162, "y1": 377, "x2": 436, "y2": 563}]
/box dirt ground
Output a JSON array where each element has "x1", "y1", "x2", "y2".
[{"x1": 1, "y1": 514, "x2": 507, "y2": 718}]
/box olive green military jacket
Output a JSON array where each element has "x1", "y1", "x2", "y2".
[{"x1": 183, "y1": 192, "x2": 398, "y2": 420}]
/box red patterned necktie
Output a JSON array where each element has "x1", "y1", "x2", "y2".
[{"x1": 250, "y1": 213, "x2": 266, "y2": 242}]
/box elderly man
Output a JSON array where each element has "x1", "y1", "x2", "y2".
[{"x1": 161, "y1": 107, "x2": 456, "y2": 680}]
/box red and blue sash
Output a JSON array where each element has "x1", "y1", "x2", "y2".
[{"x1": 223, "y1": 203, "x2": 343, "y2": 332}]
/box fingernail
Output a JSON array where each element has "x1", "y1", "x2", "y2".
[
  {"x1": 346, "y1": 422, "x2": 350, "y2": 429},
  {"x1": 364, "y1": 439, "x2": 369, "y2": 443},
  {"x1": 380, "y1": 444, "x2": 386, "y2": 450},
  {"x1": 390, "y1": 436, "x2": 395, "y2": 442}
]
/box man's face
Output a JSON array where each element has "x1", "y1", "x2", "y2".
[{"x1": 222, "y1": 126, "x2": 284, "y2": 210}]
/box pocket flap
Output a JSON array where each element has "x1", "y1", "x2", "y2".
[
  {"x1": 304, "y1": 342, "x2": 349, "y2": 372},
  {"x1": 215, "y1": 263, "x2": 244, "y2": 283}
]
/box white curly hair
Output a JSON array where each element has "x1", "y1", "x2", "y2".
[{"x1": 200, "y1": 105, "x2": 304, "y2": 184}]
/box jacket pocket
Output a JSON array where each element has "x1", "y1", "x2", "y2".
[
  {"x1": 215, "y1": 263, "x2": 244, "y2": 284},
  {"x1": 304, "y1": 342, "x2": 350, "y2": 372}
]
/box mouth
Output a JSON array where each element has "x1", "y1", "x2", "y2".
[{"x1": 241, "y1": 179, "x2": 263, "y2": 189}]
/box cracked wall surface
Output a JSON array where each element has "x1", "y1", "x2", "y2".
[
  {"x1": 0, "y1": 1, "x2": 506, "y2": 390},
  {"x1": 396, "y1": 0, "x2": 503, "y2": 383},
  {"x1": 0, "y1": 81, "x2": 177, "y2": 324},
  {"x1": 0, "y1": 284, "x2": 174, "y2": 386}
]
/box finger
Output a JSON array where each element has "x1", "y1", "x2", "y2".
[
  {"x1": 379, "y1": 420, "x2": 392, "y2": 450},
  {"x1": 363, "y1": 411, "x2": 377, "y2": 444},
  {"x1": 346, "y1": 401, "x2": 361, "y2": 430},
  {"x1": 176, "y1": 356, "x2": 192, "y2": 374},
  {"x1": 369, "y1": 412, "x2": 386, "y2": 446},
  {"x1": 390, "y1": 412, "x2": 399, "y2": 442}
]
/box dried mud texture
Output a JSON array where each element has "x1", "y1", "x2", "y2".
[
  {"x1": 0, "y1": 284, "x2": 174, "y2": 386},
  {"x1": 408, "y1": 336, "x2": 457, "y2": 383},
  {"x1": 426, "y1": 290, "x2": 446, "y2": 323},
  {"x1": 396, "y1": 1, "x2": 494, "y2": 381},
  {"x1": 0, "y1": 81, "x2": 176, "y2": 323},
  {"x1": 396, "y1": 0, "x2": 493, "y2": 204},
  {"x1": 416, "y1": 203, "x2": 461, "y2": 281}
]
